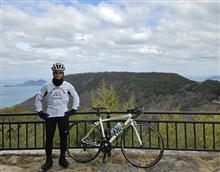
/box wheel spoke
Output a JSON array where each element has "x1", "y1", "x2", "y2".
[
  {"x1": 121, "y1": 123, "x2": 164, "y2": 168},
  {"x1": 67, "y1": 121, "x2": 101, "y2": 163}
]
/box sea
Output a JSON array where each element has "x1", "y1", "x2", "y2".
[{"x1": 0, "y1": 79, "x2": 44, "y2": 109}]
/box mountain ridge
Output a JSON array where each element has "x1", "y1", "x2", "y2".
[{"x1": 19, "y1": 72, "x2": 220, "y2": 111}]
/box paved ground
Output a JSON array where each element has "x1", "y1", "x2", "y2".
[{"x1": 0, "y1": 150, "x2": 219, "y2": 172}]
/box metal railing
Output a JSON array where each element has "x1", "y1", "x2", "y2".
[{"x1": 0, "y1": 111, "x2": 220, "y2": 152}]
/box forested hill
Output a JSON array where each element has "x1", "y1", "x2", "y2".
[
  {"x1": 65, "y1": 72, "x2": 193, "y2": 96},
  {"x1": 20, "y1": 72, "x2": 220, "y2": 111}
]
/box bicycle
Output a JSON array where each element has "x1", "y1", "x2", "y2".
[{"x1": 67, "y1": 107, "x2": 164, "y2": 168}]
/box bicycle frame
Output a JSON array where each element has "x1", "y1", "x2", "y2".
[{"x1": 81, "y1": 113, "x2": 143, "y2": 146}]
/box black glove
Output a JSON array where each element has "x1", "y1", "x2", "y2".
[
  {"x1": 65, "y1": 109, "x2": 77, "y2": 117},
  {"x1": 37, "y1": 111, "x2": 49, "y2": 120}
]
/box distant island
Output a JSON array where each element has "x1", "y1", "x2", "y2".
[
  {"x1": 4, "y1": 79, "x2": 46, "y2": 87},
  {"x1": 208, "y1": 76, "x2": 220, "y2": 81}
]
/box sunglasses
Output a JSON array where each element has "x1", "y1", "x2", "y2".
[{"x1": 53, "y1": 71, "x2": 64, "y2": 75}]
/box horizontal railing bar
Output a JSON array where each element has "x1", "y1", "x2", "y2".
[
  {"x1": 0, "y1": 111, "x2": 220, "y2": 117},
  {"x1": 1, "y1": 145, "x2": 220, "y2": 152},
  {"x1": 0, "y1": 120, "x2": 220, "y2": 125},
  {"x1": 94, "y1": 120, "x2": 220, "y2": 124},
  {"x1": 109, "y1": 147, "x2": 220, "y2": 152},
  {"x1": 0, "y1": 121, "x2": 45, "y2": 124}
]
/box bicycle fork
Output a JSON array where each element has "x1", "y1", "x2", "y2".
[{"x1": 131, "y1": 121, "x2": 143, "y2": 147}]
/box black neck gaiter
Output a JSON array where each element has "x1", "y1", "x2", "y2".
[{"x1": 52, "y1": 78, "x2": 64, "y2": 86}]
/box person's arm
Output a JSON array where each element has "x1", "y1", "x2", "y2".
[
  {"x1": 65, "y1": 84, "x2": 80, "y2": 117},
  {"x1": 35, "y1": 85, "x2": 47, "y2": 112},
  {"x1": 68, "y1": 84, "x2": 80, "y2": 110}
]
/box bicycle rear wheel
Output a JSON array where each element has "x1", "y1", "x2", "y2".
[
  {"x1": 67, "y1": 121, "x2": 101, "y2": 163},
  {"x1": 121, "y1": 123, "x2": 164, "y2": 168}
]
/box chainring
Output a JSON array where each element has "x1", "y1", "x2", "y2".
[{"x1": 100, "y1": 139, "x2": 112, "y2": 154}]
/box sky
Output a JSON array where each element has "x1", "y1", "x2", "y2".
[{"x1": 0, "y1": 0, "x2": 220, "y2": 80}]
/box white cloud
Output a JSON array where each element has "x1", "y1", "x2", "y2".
[
  {"x1": 98, "y1": 6, "x2": 122, "y2": 24},
  {"x1": 137, "y1": 46, "x2": 162, "y2": 55},
  {"x1": 1, "y1": 1, "x2": 219, "y2": 79}
]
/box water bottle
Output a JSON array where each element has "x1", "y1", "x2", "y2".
[{"x1": 111, "y1": 122, "x2": 122, "y2": 136}]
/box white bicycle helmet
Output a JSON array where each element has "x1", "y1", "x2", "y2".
[{"x1": 51, "y1": 63, "x2": 65, "y2": 71}]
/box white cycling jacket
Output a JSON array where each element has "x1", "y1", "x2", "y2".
[{"x1": 35, "y1": 81, "x2": 80, "y2": 118}]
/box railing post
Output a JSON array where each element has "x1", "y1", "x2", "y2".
[{"x1": 106, "y1": 112, "x2": 111, "y2": 131}]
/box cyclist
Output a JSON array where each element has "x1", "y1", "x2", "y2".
[{"x1": 35, "y1": 63, "x2": 80, "y2": 171}]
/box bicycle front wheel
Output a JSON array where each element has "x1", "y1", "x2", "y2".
[
  {"x1": 121, "y1": 123, "x2": 164, "y2": 168},
  {"x1": 67, "y1": 121, "x2": 101, "y2": 163}
]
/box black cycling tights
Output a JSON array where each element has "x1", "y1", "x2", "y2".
[{"x1": 45, "y1": 117, "x2": 69, "y2": 157}]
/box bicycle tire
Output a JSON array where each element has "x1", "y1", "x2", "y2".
[
  {"x1": 67, "y1": 121, "x2": 101, "y2": 163},
  {"x1": 121, "y1": 122, "x2": 164, "y2": 168}
]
